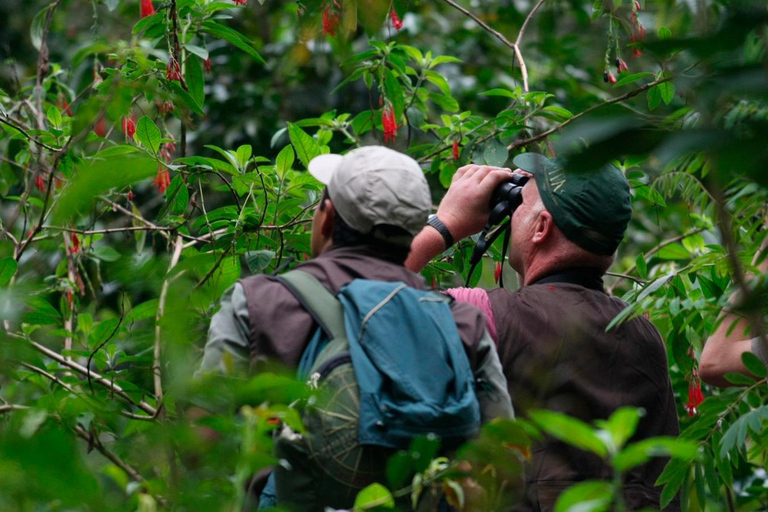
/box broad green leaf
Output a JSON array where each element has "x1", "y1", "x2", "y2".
[
  {"x1": 166, "y1": 81, "x2": 205, "y2": 115},
  {"x1": 553, "y1": 481, "x2": 612, "y2": 512},
  {"x1": 613, "y1": 72, "x2": 654, "y2": 88},
  {"x1": 287, "y1": 123, "x2": 321, "y2": 169},
  {"x1": 658, "y1": 80, "x2": 675, "y2": 105},
  {"x1": 614, "y1": 437, "x2": 698, "y2": 472},
  {"x1": 187, "y1": 55, "x2": 205, "y2": 108},
  {"x1": 353, "y1": 483, "x2": 395, "y2": 510},
  {"x1": 648, "y1": 86, "x2": 662, "y2": 111},
  {"x1": 276, "y1": 145, "x2": 295, "y2": 178},
  {"x1": 167, "y1": 175, "x2": 189, "y2": 215},
  {"x1": 46, "y1": 105, "x2": 62, "y2": 129},
  {"x1": 723, "y1": 371, "x2": 755, "y2": 385},
  {"x1": 0, "y1": 257, "x2": 17, "y2": 286},
  {"x1": 92, "y1": 246, "x2": 122, "y2": 262},
  {"x1": 480, "y1": 88, "x2": 517, "y2": 98},
  {"x1": 601, "y1": 407, "x2": 642, "y2": 450},
  {"x1": 53, "y1": 157, "x2": 157, "y2": 223},
  {"x1": 236, "y1": 145, "x2": 252, "y2": 169},
  {"x1": 529, "y1": 410, "x2": 608, "y2": 458},
  {"x1": 543, "y1": 105, "x2": 574, "y2": 120},
  {"x1": 245, "y1": 250, "x2": 275, "y2": 274},
  {"x1": 656, "y1": 458, "x2": 689, "y2": 508},
  {"x1": 201, "y1": 21, "x2": 265, "y2": 63},
  {"x1": 635, "y1": 253, "x2": 648, "y2": 279},
  {"x1": 742, "y1": 351, "x2": 767, "y2": 378},
  {"x1": 658, "y1": 26, "x2": 672, "y2": 40},
  {"x1": 135, "y1": 116, "x2": 162, "y2": 155},
  {"x1": 383, "y1": 70, "x2": 405, "y2": 119},
  {"x1": 483, "y1": 138, "x2": 508, "y2": 167},
  {"x1": 31, "y1": 4, "x2": 55, "y2": 50},
  {"x1": 93, "y1": 145, "x2": 140, "y2": 158},
  {"x1": 656, "y1": 243, "x2": 690, "y2": 260}
]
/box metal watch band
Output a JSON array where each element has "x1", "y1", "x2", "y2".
[{"x1": 427, "y1": 215, "x2": 455, "y2": 248}]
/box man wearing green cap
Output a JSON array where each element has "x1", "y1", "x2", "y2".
[{"x1": 407, "y1": 153, "x2": 680, "y2": 511}]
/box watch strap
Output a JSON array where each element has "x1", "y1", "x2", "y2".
[{"x1": 427, "y1": 215, "x2": 455, "y2": 248}]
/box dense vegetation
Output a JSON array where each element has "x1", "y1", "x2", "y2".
[{"x1": 1, "y1": 0, "x2": 767, "y2": 510}]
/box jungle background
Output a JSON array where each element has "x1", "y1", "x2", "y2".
[{"x1": 1, "y1": 0, "x2": 768, "y2": 510}]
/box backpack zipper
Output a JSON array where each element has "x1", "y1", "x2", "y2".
[{"x1": 307, "y1": 353, "x2": 352, "y2": 388}]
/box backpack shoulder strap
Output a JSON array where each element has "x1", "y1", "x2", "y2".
[{"x1": 272, "y1": 270, "x2": 346, "y2": 341}]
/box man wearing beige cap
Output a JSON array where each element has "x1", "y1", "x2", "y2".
[{"x1": 199, "y1": 146, "x2": 513, "y2": 510}]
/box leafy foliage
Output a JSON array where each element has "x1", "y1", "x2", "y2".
[{"x1": 1, "y1": 0, "x2": 768, "y2": 510}]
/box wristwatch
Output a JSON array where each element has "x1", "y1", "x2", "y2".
[{"x1": 427, "y1": 214, "x2": 455, "y2": 249}]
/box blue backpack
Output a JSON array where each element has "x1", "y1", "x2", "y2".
[{"x1": 267, "y1": 270, "x2": 480, "y2": 511}]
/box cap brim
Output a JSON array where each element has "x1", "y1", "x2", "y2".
[
  {"x1": 308, "y1": 154, "x2": 344, "y2": 185},
  {"x1": 512, "y1": 153, "x2": 553, "y2": 175}
]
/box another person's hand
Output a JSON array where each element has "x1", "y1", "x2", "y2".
[{"x1": 436, "y1": 165, "x2": 522, "y2": 240}]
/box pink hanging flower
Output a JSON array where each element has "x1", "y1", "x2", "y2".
[
  {"x1": 233, "y1": 0, "x2": 248, "y2": 5},
  {"x1": 160, "y1": 134, "x2": 176, "y2": 162},
  {"x1": 122, "y1": 113, "x2": 136, "y2": 139},
  {"x1": 391, "y1": 9, "x2": 403, "y2": 31},
  {"x1": 382, "y1": 101, "x2": 397, "y2": 142},
  {"x1": 70, "y1": 232, "x2": 80, "y2": 254},
  {"x1": 322, "y1": 4, "x2": 340, "y2": 36},
  {"x1": 615, "y1": 58, "x2": 629, "y2": 74},
  {"x1": 141, "y1": 0, "x2": 155, "y2": 18},
  {"x1": 35, "y1": 175, "x2": 45, "y2": 192},
  {"x1": 204, "y1": 58, "x2": 211, "y2": 74},
  {"x1": 685, "y1": 367, "x2": 705, "y2": 417},
  {"x1": 494, "y1": 261, "x2": 502, "y2": 284},
  {"x1": 153, "y1": 166, "x2": 171, "y2": 193},
  {"x1": 166, "y1": 57, "x2": 182, "y2": 81},
  {"x1": 452, "y1": 140, "x2": 460, "y2": 160}
]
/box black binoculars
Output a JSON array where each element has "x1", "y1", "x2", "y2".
[
  {"x1": 466, "y1": 173, "x2": 530, "y2": 286},
  {"x1": 488, "y1": 173, "x2": 530, "y2": 227}
]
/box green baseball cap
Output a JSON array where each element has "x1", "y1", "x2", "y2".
[{"x1": 512, "y1": 153, "x2": 632, "y2": 255}]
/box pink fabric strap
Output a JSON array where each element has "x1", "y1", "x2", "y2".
[{"x1": 445, "y1": 287, "x2": 497, "y2": 344}]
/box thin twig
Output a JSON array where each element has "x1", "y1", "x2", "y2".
[
  {"x1": 0, "y1": 117, "x2": 63, "y2": 152},
  {"x1": 153, "y1": 235, "x2": 184, "y2": 416}
]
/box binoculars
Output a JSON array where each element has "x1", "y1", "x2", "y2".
[{"x1": 466, "y1": 173, "x2": 530, "y2": 286}]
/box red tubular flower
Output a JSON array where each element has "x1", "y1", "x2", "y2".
[
  {"x1": 123, "y1": 113, "x2": 136, "y2": 139},
  {"x1": 607, "y1": 71, "x2": 617, "y2": 84},
  {"x1": 66, "y1": 290, "x2": 73, "y2": 310},
  {"x1": 128, "y1": 189, "x2": 134, "y2": 202},
  {"x1": 685, "y1": 371, "x2": 705, "y2": 417},
  {"x1": 452, "y1": 140, "x2": 460, "y2": 160},
  {"x1": 204, "y1": 58, "x2": 211, "y2": 74},
  {"x1": 322, "y1": 4, "x2": 339, "y2": 35},
  {"x1": 634, "y1": 0, "x2": 642, "y2": 11},
  {"x1": 615, "y1": 58, "x2": 629, "y2": 74},
  {"x1": 391, "y1": 9, "x2": 403, "y2": 31},
  {"x1": 160, "y1": 134, "x2": 176, "y2": 162},
  {"x1": 94, "y1": 116, "x2": 106, "y2": 137},
  {"x1": 233, "y1": 0, "x2": 248, "y2": 5},
  {"x1": 35, "y1": 175, "x2": 45, "y2": 192},
  {"x1": 140, "y1": 0, "x2": 155, "y2": 18},
  {"x1": 158, "y1": 100, "x2": 175, "y2": 115},
  {"x1": 431, "y1": 276, "x2": 438, "y2": 289},
  {"x1": 494, "y1": 261, "x2": 502, "y2": 284},
  {"x1": 634, "y1": 22, "x2": 647, "y2": 41},
  {"x1": 166, "y1": 57, "x2": 182, "y2": 81},
  {"x1": 631, "y1": 35, "x2": 643, "y2": 58},
  {"x1": 382, "y1": 101, "x2": 397, "y2": 142},
  {"x1": 153, "y1": 166, "x2": 171, "y2": 193},
  {"x1": 70, "y1": 232, "x2": 80, "y2": 254}
]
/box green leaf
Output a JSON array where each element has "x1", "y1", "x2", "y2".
[
  {"x1": 656, "y1": 243, "x2": 690, "y2": 260},
  {"x1": 201, "y1": 21, "x2": 265, "y2": 63},
  {"x1": 658, "y1": 80, "x2": 675, "y2": 105},
  {"x1": 276, "y1": 145, "x2": 295, "y2": 178},
  {"x1": 742, "y1": 351, "x2": 767, "y2": 378},
  {"x1": 483, "y1": 139, "x2": 508, "y2": 167},
  {"x1": 635, "y1": 253, "x2": 648, "y2": 279},
  {"x1": 31, "y1": 4, "x2": 55, "y2": 51},
  {"x1": 648, "y1": 86, "x2": 662, "y2": 111},
  {"x1": 0, "y1": 257, "x2": 18, "y2": 286},
  {"x1": 245, "y1": 250, "x2": 275, "y2": 274},
  {"x1": 167, "y1": 175, "x2": 189, "y2": 215},
  {"x1": 553, "y1": 481, "x2": 612, "y2": 512},
  {"x1": 542, "y1": 105, "x2": 574, "y2": 120},
  {"x1": 236, "y1": 145, "x2": 252, "y2": 169},
  {"x1": 53, "y1": 157, "x2": 157, "y2": 223},
  {"x1": 656, "y1": 458, "x2": 689, "y2": 508},
  {"x1": 92, "y1": 246, "x2": 121, "y2": 262},
  {"x1": 383, "y1": 70, "x2": 405, "y2": 119},
  {"x1": 186, "y1": 55, "x2": 205, "y2": 108},
  {"x1": 424, "y1": 70, "x2": 451, "y2": 96},
  {"x1": 614, "y1": 437, "x2": 698, "y2": 473},
  {"x1": 613, "y1": 72, "x2": 654, "y2": 88},
  {"x1": 602, "y1": 407, "x2": 642, "y2": 450},
  {"x1": 167, "y1": 81, "x2": 205, "y2": 115},
  {"x1": 135, "y1": 116, "x2": 162, "y2": 155},
  {"x1": 723, "y1": 371, "x2": 755, "y2": 385},
  {"x1": 658, "y1": 26, "x2": 672, "y2": 40},
  {"x1": 529, "y1": 410, "x2": 608, "y2": 458},
  {"x1": 46, "y1": 105, "x2": 62, "y2": 129},
  {"x1": 287, "y1": 123, "x2": 321, "y2": 169},
  {"x1": 351, "y1": 110, "x2": 374, "y2": 135},
  {"x1": 480, "y1": 88, "x2": 517, "y2": 98},
  {"x1": 353, "y1": 483, "x2": 395, "y2": 510}
]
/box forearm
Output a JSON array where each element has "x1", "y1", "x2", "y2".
[{"x1": 405, "y1": 226, "x2": 448, "y2": 272}]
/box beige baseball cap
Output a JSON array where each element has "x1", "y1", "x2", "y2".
[{"x1": 308, "y1": 146, "x2": 431, "y2": 245}]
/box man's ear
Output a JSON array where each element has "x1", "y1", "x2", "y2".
[
  {"x1": 532, "y1": 209, "x2": 553, "y2": 245},
  {"x1": 320, "y1": 199, "x2": 336, "y2": 238}
]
